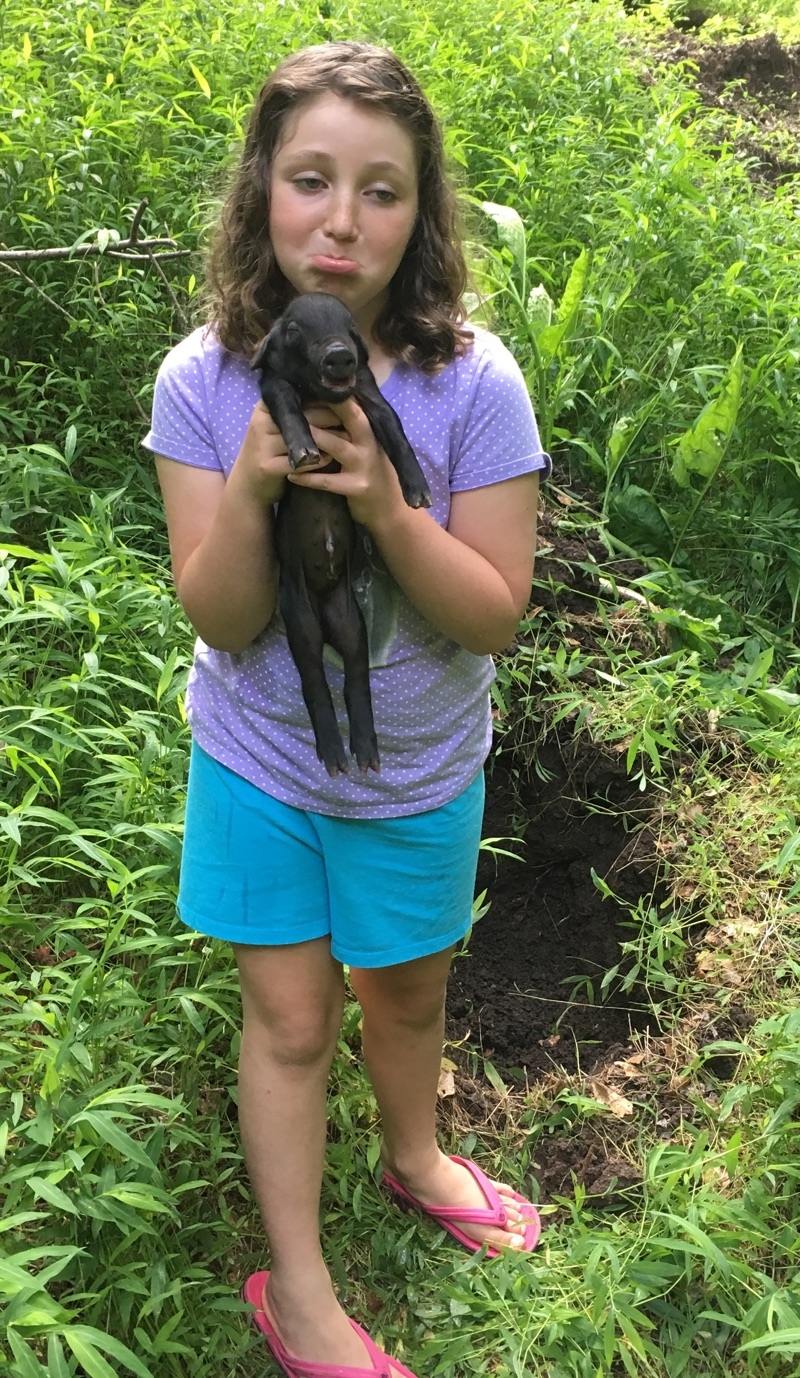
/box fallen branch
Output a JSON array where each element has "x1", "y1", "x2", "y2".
[
  {"x1": 0, "y1": 241, "x2": 189, "y2": 262},
  {"x1": 0, "y1": 197, "x2": 191, "y2": 262}
]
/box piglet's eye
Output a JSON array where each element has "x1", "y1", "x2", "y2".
[{"x1": 285, "y1": 321, "x2": 302, "y2": 341}]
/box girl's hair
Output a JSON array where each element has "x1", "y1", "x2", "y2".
[{"x1": 205, "y1": 42, "x2": 472, "y2": 371}]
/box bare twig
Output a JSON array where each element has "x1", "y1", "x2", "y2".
[
  {"x1": 128, "y1": 198, "x2": 148, "y2": 246},
  {"x1": 0, "y1": 260, "x2": 77, "y2": 322},
  {"x1": 145, "y1": 247, "x2": 192, "y2": 332}
]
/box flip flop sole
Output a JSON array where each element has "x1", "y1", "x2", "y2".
[{"x1": 242, "y1": 1271, "x2": 419, "y2": 1378}]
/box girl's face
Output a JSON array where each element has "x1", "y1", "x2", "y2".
[{"x1": 269, "y1": 93, "x2": 419, "y2": 341}]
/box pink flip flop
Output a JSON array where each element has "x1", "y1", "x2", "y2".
[
  {"x1": 241, "y1": 1271, "x2": 420, "y2": 1378},
  {"x1": 382, "y1": 1155, "x2": 541, "y2": 1259}
]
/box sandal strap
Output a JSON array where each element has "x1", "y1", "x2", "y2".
[{"x1": 383, "y1": 1155, "x2": 507, "y2": 1228}]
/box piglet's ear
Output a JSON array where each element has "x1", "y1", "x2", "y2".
[
  {"x1": 351, "y1": 329, "x2": 369, "y2": 367},
  {"x1": 250, "y1": 330, "x2": 274, "y2": 372}
]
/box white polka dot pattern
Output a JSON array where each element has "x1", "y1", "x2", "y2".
[{"x1": 142, "y1": 325, "x2": 551, "y2": 817}]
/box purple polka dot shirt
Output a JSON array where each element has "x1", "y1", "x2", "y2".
[{"x1": 143, "y1": 324, "x2": 551, "y2": 817}]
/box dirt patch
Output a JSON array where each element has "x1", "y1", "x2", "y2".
[
  {"x1": 646, "y1": 31, "x2": 800, "y2": 183},
  {"x1": 446, "y1": 738, "x2": 660, "y2": 1082}
]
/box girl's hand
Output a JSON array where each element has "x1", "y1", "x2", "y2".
[
  {"x1": 230, "y1": 400, "x2": 342, "y2": 507},
  {"x1": 291, "y1": 397, "x2": 408, "y2": 531}
]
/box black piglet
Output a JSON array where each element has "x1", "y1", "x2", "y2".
[{"x1": 251, "y1": 291, "x2": 431, "y2": 778}]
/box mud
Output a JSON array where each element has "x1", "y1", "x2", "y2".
[
  {"x1": 446, "y1": 739, "x2": 659, "y2": 1083},
  {"x1": 647, "y1": 30, "x2": 800, "y2": 183}
]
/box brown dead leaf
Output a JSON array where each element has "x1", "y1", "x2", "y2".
[
  {"x1": 555, "y1": 492, "x2": 574, "y2": 507},
  {"x1": 437, "y1": 1068, "x2": 456, "y2": 1098},
  {"x1": 588, "y1": 1078, "x2": 635, "y2": 1118},
  {"x1": 612, "y1": 1054, "x2": 647, "y2": 1079}
]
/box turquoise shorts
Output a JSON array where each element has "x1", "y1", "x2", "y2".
[{"x1": 178, "y1": 744, "x2": 485, "y2": 968}]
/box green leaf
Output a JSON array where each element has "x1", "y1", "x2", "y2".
[
  {"x1": 63, "y1": 1327, "x2": 156, "y2": 1378},
  {"x1": 7, "y1": 1331, "x2": 48, "y2": 1378},
  {"x1": 481, "y1": 202, "x2": 526, "y2": 279},
  {"x1": 672, "y1": 344, "x2": 744, "y2": 487},
  {"x1": 189, "y1": 63, "x2": 211, "y2": 98},
  {"x1": 84, "y1": 1087, "x2": 177, "y2": 1113},
  {"x1": 0, "y1": 1211, "x2": 41, "y2": 1234},
  {"x1": 156, "y1": 647, "x2": 179, "y2": 703},
  {"x1": 63, "y1": 1332, "x2": 118, "y2": 1378},
  {"x1": 70, "y1": 1112, "x2": 155, "y2": 1170},
  {"x1": 526, "y1": 283, "x2": 554, "y2": 338},
  {"x1": 47, "y1": 1335, "x2": 72, "y2": 1378},
  {"x1": 608, "y1": 485, "x2": 673, "y2": 557},
  {"x1": 536, "y1": 247, "x2": 589, "y2": 365},
  {"x1": 483, "y1": 1059, "x2": 507, "y2": 1096},
  {"x1": 100, "y1": 1186, "x2": 176, "y2": 1216},
  {"x1": 26, "y1": 1177, "x2": 80, "y2": 1216},
  {"x1": 738, "y1": 1329, "x2": 800, "y2": 1354}
]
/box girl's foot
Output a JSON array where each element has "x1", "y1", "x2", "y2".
[
  {"x1": 264, "y1": 1264, "x2": 369, "y2": 1367},
  {"x1": 382, "y1": 1150, "x2": 532, "y2": 1251}
]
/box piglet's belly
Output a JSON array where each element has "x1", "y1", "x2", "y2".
[{"x1": 278, "y1": 488, "x2": 356, "y2": 597}]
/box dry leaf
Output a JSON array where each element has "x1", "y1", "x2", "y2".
[
  {"x1": 612, "y1": 1055, "x2": 647, "y2": 1079},
  {"x1": 555, "y1": 492, "x2": 573, "y2": 507},
  {"x1": 437, "y1": 1068, "x2": 455, "y2": 1098},
  {"x1": 588, "y1": 1078, "x2": 634, "y2": 1118}
]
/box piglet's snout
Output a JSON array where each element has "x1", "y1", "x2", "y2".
[{"x1": 321, "y1": 343, "x2": 357, "y2": 388}]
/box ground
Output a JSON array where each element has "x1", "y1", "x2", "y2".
[
  {"x1": 438, "y1": 28, "x2": 798, "y2": 1206},
  {"x1": 645, "y1": 29, "x2": 800, "y2": 181}
]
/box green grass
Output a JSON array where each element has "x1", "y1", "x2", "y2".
[{"x1": 3, "y1": 0, "x2": 800, "y2": 1373}]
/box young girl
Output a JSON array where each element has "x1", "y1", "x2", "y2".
[{"x1": 144, "y1": 41, "x2": 550, "y2": 1378}]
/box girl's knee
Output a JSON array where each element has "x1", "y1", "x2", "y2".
[
  {"x1": 356, "y1": 968, "x2": 448, "y2": 1033},
  {"x1": 242, "y1": 1002, "x2": 341, "y2": 1067}
]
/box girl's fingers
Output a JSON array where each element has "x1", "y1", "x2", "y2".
[{"x1": 307, "y1": 425, "x2": 354, "y2": 463}]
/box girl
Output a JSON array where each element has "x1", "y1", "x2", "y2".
[{"x1": 144, "y1": 41, "x2": 550, "y2": 1378}]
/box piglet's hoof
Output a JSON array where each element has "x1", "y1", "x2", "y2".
[
  {"x1": 316, "y1": 735, "x2": 350, "y2": 778},
  {"x1": 351, "y1": 729, "x2": 380, "y2": 774},
  {"x1": 289, "y1": 445, "x2": 321, "y2": 471},
  {"x1": 402, "y1": 480, "x2": 433, "y2": 510}
]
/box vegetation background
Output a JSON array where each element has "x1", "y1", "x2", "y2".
[{"x1": 2, "y1": 0, "x2": 800, "y2": 1373}]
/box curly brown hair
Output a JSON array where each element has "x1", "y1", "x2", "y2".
[{"x1": 205, "y1": 42, "x2": 472, "y2": 371}]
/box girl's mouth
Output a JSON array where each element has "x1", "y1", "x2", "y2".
[{"x1": 310, "y1": 255, "x2": 360, "y2": 275}]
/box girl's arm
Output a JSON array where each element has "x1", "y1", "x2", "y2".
[
  {"x1": 291, "y1": 398, "x2": 539, "y2": 656},
  {"x1": 369, "y1": 473, "x2": 538, "y2": 655},
  {"x1": 155, "y1": 402, "x2": 290, "y2": 653}
]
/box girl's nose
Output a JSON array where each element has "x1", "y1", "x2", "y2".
[{"x1": 324, "y1": 190, "x2": 358, "y2": 240}]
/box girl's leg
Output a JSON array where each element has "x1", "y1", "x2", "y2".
[
  {"x1": 235, "y1": 938, "x2": 371, "y2": 1366},
  {"x1": 350, "y1": 949, "x2": 528, "y2": 1252}
]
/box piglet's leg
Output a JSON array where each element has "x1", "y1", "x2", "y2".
[
  {"x1": 279, "y1": 571, "x2": 349, "y2": 777},
  {"x1": 321, "y1": 579, "x2": 380, "y2": 774},
  {"x1": 258, "y1": 372, "x2": 321, "y2": 471},
  {"x1": 354, "y1": 371, "x2": 432, "y2": 510}
]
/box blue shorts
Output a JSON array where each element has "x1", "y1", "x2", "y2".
[{"x1": 178, "y1": 744, "x2": 485, "y2": 968}]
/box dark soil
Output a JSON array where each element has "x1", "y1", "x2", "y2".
[
  {"x1": 443, "y1": 503, "x2": 664, "y2": 1086},
  {"x1": 646, "y1": 30, "x2": 800, "y2": 183},
  {"x1": 446, "y1": 739, "x2": 659, "y2": 1083}
]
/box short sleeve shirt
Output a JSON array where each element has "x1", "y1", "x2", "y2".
[{"x1": 143, "y1": 324, "x2": 551, "y2": 817}]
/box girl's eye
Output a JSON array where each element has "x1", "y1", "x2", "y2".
[
  {"x1": 293, "y1": 176, "x2": 326, "y2": 192},
  {"x1": 368, "y1": 187, "x2": 398, "y2": 204}
]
